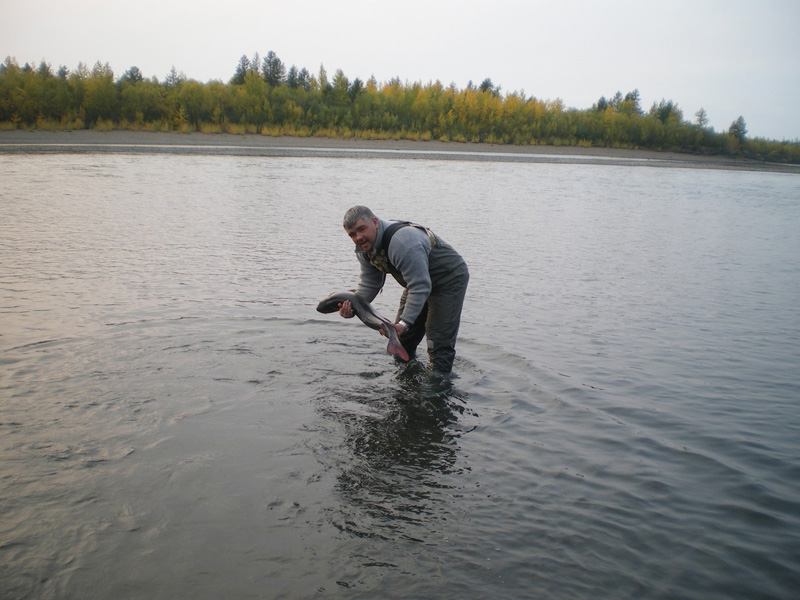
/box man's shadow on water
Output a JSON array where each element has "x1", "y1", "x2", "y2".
[{"x1": 332, "y1": 362, "x2": 475, "y2": 540}]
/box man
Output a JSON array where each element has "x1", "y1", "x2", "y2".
[{"x1": 338, "y1": 205, "x2": 469, "y2": 374}]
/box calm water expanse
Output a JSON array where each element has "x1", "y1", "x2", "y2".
[{"x1": 1, "y1": 148, "x2": 799, "y2": 599}]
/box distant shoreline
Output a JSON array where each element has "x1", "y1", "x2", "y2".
[{"x1": 2, "y1": 129, "x2": 798, "y2": 173}]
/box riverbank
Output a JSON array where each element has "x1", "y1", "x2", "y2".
[{"x1": 2, "y1": 129, "x2": 798, "y2": 173}]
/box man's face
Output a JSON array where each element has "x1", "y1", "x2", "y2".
[{"x1": 345, "y1": 217, "x2": 379, "y2": 252}]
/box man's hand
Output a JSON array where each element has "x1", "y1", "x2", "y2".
[
  {"x1": 338, "y1": 300, "x2": 355, "y2": 319},
  {"x1": 379, "y1": 321, "x2": 407, "y2": 338}
]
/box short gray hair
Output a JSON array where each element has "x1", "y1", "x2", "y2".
[{"x1": 343, "y1": 205, "x2": 376, "y2": 229}]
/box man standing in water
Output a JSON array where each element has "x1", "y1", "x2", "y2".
[{"x1": 338, "y1": 205, "x2": 469, "y2": 375}]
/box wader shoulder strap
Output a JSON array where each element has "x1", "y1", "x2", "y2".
[{"x1": 367, "y1": 221, "x2": 437, "y2": 273}]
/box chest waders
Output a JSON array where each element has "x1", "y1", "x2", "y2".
[{"x1": 366, "y1": 221, "x2": 469, "y2": 374}]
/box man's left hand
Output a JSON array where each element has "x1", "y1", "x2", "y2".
[{"x1": 380, "y1": 322, "x2": 406, "y2": 338}]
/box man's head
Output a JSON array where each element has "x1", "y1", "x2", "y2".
[{"x1": 343, "y1": 205, "x2": 380, "y2": 252}]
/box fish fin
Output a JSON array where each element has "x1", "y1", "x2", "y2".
[{"x1": 386, "y1": 329, "x2": 410, "y2": 362}]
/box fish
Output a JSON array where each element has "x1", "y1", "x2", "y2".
[{"x1": 316, "y1": 291, "x2": 410, "y2": 362}]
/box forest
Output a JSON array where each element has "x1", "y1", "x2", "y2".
[{"x1": 2, "y1": 52, "x2": 798, "y2": 164}]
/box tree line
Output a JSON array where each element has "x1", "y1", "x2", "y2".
[{"x1": 1, "y1": 53, "x2": 798, "y2": 164}]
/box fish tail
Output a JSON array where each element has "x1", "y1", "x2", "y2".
[{"x1": 386, "y1": 329, "x2": 410, "y2": 362}]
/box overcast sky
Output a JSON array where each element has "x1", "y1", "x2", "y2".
[{"x1": 3, "y1": 0, "x2": 799, "y2": 140}]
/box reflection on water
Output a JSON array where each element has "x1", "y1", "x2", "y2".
[
  {"x1": 1, "y1": 153, "x2": 800, "y2": 599},
  {"x1": 324, "y1": 365, "x2": 471, "y2": 542}
]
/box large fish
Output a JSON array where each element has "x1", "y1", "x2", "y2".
[{"x1": 316, "y1": 291, "x2": 410, "y2": 361}]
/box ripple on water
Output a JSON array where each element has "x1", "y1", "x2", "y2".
[{"x1": 2, "y1": 316, "x2": 799, "y2": 599}]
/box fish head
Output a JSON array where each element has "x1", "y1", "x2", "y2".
[{"x1": 316, "y1": 293, "x2": 342, "y2": 313}]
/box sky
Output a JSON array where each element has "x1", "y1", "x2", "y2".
[{"x1": 3, "y1": 0, "x2": 799, "y2": 141}]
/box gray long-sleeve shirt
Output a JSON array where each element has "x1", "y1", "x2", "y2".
[{"x1": 355, "y1": 219, "x2": 433, "y2": 325}]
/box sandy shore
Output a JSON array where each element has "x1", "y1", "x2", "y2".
[{"x1": 1, "y1": 129, "x2": 797, "y2": 173}]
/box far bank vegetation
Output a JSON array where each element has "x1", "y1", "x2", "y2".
[{"x1": 1, "y1": 53, "x2": 798, "y2": 164}]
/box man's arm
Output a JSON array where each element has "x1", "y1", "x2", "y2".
[
  {"x1": 389, "y1": 230, "x2": 433, "y2": 324},
  {"x1": 339, "y1": 259, "x2": 384, "y2": 319},
  {"x1": 355, "y1": 256, "x2": 385, "y2": 302}
]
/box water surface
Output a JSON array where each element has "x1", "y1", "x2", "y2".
[{"x1": 1, "y1": 152, "x2": 799, "y2": 599}]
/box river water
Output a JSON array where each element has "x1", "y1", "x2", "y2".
[{"x1": 1, "y1": 147, "x2": 799, "y2": 599}]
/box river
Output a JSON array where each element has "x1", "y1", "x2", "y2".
[{"x1": 1, "y1": 147, "x2": 799, "y2": 599}]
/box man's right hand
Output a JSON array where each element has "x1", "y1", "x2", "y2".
[{"x1": 338, "y1": 300, "x2": 355, "y2": 319}]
